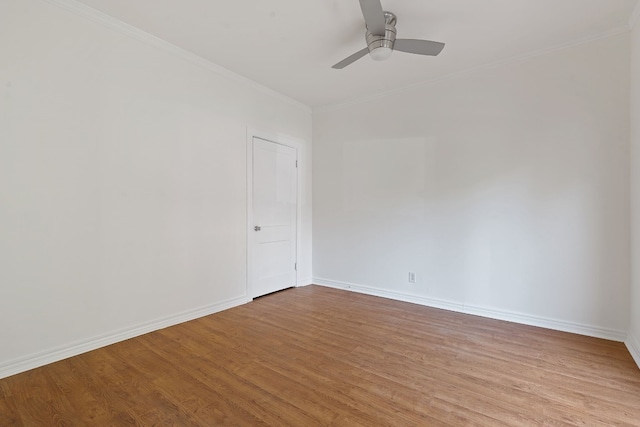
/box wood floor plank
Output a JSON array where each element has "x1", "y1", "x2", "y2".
[
  {"x1": 1, "y1": 285, "x2": 639, "y2": 425},
  {"x1": 0, "y1": 382, "x2": 23, "y2": 427},
  {"x1": 3, "y1": 367, "x2": 79, "y2": 426},
  {"x1": 45, "y1": 359, "x2": 114, "y2": 425},
  {"x1": 137, "y1": 331, "x2": 316, "y2": 426}
]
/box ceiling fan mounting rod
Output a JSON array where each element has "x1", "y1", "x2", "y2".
[{"x1": 382, "y1": 11, "x2": 396, "y2": 27}]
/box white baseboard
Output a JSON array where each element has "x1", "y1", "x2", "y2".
[
  {"x1": 313, "y1": 278, "x2": 627, "y2": 342},
  {"x1": 626, "y1": 332, "x2": 640, "y2": 370},
  {"x1": 315, "y1": 278, "x2": 467, "y2": 313},
  {"x1": 0, "y1": 295, "x2": 250, "y2": 380},
  {"x1": 297, "y1": 277, "x2": 313, "y2": 287}
]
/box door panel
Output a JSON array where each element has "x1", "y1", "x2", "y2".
[{"x1": 250, "y1": 137, "x2": 297, "y2": 298}]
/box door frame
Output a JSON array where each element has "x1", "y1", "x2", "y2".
[{"x1": 246, "y1": 128, "x2": 302, "y2": 299}]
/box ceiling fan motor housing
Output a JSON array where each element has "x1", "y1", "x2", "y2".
[{"x1": 365, "y1": 11, "x2": 397, "y2": 60}]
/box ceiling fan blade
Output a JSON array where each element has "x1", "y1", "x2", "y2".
[
  {"x1": 332, "y1": 47, "x2": 369, "y2": 69},
  {"x1": 359, "y1": 0, "x2": 386, "y2": 36},
  {"x1": 394, "y1": 39, "x2": 445, "y2": 56}
]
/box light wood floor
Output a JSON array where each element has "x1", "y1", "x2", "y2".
[{"x1": 1, "y1": 285, "x2": 639, "y2": 426}]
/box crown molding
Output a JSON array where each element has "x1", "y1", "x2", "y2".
[
  {"x1": 315, "y1": 26, "x2": 630, "y2": 113},
  {"x1": 631, "y1": 1, "x2": 640, "y2": 30},
  {"x1": 42, "y1": 0, "x2": 311, "y2": 114}
]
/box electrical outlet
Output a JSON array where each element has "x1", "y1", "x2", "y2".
[{"x1": 408, "y1": 272, "x2": 416, "y2": 283}]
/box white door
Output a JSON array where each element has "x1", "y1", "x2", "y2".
[{"x1": 249, "y1": 137, "x2": 297, "y2": 298}]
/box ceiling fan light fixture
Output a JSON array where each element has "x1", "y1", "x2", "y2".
[{"x1": 369, "y1": 46, "x2": 393, "y2": 61}]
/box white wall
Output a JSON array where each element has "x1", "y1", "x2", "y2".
[
  {"x1": 313, "y1": 33, "x2": 630, "y2": 339},
  {"x1": 0, "y1": 0, "x2": 312, "y2": 377},
  {"x1": 629, "y1": 15, "x2": 640, "y2": 365}
]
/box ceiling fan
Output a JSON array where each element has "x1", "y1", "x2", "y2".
[{"x1": 332, "y1": 0, "x2": 445, "y2": 69}]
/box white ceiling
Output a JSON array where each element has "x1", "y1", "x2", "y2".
[{"x1": 74, "y1": 0, "x2": 638, "y2": 108}]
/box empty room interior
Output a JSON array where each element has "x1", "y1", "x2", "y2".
[{"x1": 2, "y1": 0, "x2": 640, "y2": 424}]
